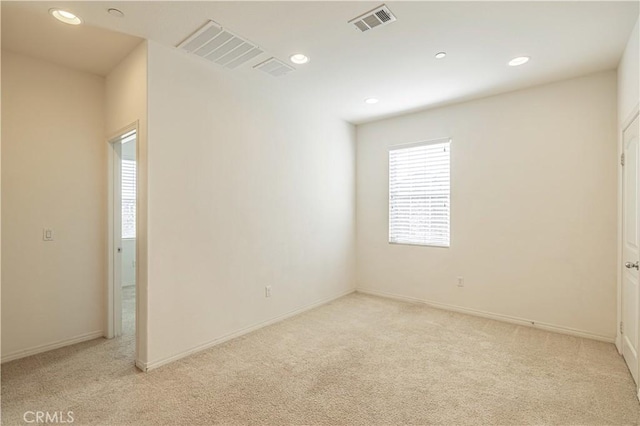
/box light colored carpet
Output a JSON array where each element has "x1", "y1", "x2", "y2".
[
  {"x1": 122, "y1": 284, "x2": 136, "y2": 337},
  {"x1": 2, "y1": 292, "x2": 639, "y2": 425}
]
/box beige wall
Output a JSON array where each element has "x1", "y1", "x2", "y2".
[
  {"x1": 356, "y1": 71, "x2": 618, "y2": 340},
  {"x1": 144, "y1": 41, "x2": 355, "y2": 368},
  {"x1": 105, "y1": 41, "x2": 147, "y2": 365},
  {"x1": 1, "y1": 50, "x2": 106, "y2": 361}
]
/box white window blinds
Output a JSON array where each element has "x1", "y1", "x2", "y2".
[
  {"x1": 122, "y1": 159, "x2": 136, "y2": 239},
  {"x1": 389, "y1": 139, "x2": 451, "y2": 247}
]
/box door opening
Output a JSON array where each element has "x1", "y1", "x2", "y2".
[{"x1": 109, "y1": 128, "x2": 137, "y2": 340}]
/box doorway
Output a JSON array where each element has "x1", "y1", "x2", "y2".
[
  {"x1": 621, "y1": 112, "x2": 639, "y2": 384},
  {"x1": 109, "y1": 127, "x2": 137, "y2": 340}
]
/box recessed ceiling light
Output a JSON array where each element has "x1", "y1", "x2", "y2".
[
  {"x1": 49, "y1": 9, "x2": 82, "y2": 25},
  {"x1": 290, "y1": 54, "x2": 310, "y2": 65},
  {"x1": 107, "y1": 8, "x2": 125, "y2": 18},
  {"x1": 365, "y1": 97, "x2": 379, "y2": 104},
  {"x1": 435, "y1": 52, "x2": 447, "y2": 59},
  {"x1": 508, "y1": 56, "x2": 530, "y2": 66}
]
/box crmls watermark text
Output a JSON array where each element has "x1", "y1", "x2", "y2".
[{"x1": 23, "y1": 411, "x2": 74, "y2": 424}]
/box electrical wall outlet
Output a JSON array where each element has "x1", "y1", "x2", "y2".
[
  {"x1": 265, "y1": 286, "x2": 272, "y2": 298},
  {"x1": 457, "y1": 276, "x2": 464, "y2": 287},
  {"x1": 43, "y1": 228, "x2": 54, "y2": 241}
]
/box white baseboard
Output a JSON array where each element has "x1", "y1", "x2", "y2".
[
  {"x1": 357, "y1": 288, "x2": 615, "y2": 343},
  {"x1": 135, "y1": 359, "x2": 147, "y2": 372},
  {"x1": 1, "y1": 330, "x2": 104, "y2": 363},
  {"x1": 142, "y1": 288, "x2": 356, "y2": 372}
]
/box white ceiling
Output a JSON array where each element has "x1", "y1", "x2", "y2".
[{"x1": 3, "y1": 1, "x2": 638, "y2": 124}]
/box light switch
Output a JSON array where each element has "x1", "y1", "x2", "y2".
[{"x1": 43, "y1": 228, "x2": 54, "y2": 241}]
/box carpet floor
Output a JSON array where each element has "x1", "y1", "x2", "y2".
[
  {"x1": 122, "y1": 284, "x2": 136, "y2": 337},
  {"x1": 2, "y1": 292, "x2": 639, "y2": 425}
]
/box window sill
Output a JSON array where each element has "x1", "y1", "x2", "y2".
[{"x1": 388, "y1": 241, "x2": 449, "y2": 249}]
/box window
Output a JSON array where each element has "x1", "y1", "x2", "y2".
[
  {"x1": 389, "y1": 139, "x2": 451, "y2": 247},
  {"x1": 122, "y1": 159, "x2": 136, "y2": 239}
]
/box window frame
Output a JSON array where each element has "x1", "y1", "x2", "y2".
[{"x1": 388, "y1": 137, "x2": 452, "y2": 248}]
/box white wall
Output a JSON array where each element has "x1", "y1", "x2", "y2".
[
  {"x1": 144, "y1": 41, "x2": 355, "y2": 368},
  {"x1": 120, "y1": 141, "x2": 136, "y2": 287},
  {"x1": 618, "y1": 17, "x2": 639, "y2": 125},
  {"x1": 121, "y1": 238, "x2": 136, "y2": 287},
  {"x1": 121, "y1": 139, "x2": 136, "y2": 160},
  {"x1": 356, "y1": 71, "x2": 618, "y2": 340},
  {"x1": 120, "y1": 134, "x2": 136, "y2": 288},
  {"x1": 105, "y1": 41, "x2": 147, "y2": 364},
  {"x1": 1, "y1": 50, "x2": 106, "y2": 361}
]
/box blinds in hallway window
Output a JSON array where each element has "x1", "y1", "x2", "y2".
[
  {"x1": 122, "y1": 159, "x2": 136, "y2": 239},
  {"x1": 389, "y1": 139, "x2": 451, "y2": 247}
]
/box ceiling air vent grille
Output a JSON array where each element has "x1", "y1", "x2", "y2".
[
  {"x1": 253, "y1": 57, "x2": 295, "y2": 77},
  {"x1": 177, "y1": 20, "x2": 264, "y2": 69},
  {"x1": 349, "y1": 4, "x2": 396, "y2": 32}
]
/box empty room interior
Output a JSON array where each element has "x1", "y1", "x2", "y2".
[{"x1": 2, "y1": 1, "x2": 640, "y2": 424}]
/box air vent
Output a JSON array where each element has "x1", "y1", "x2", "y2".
[
  {"x1": 177, "y1": 20, "x2": 264, "y2": 69},
  {"x1": 348, "y1": 4, "x2": 396, "y2": 32},
  {"x1": 253, "y1": 57, "x2": 295, "y2": 77}
]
